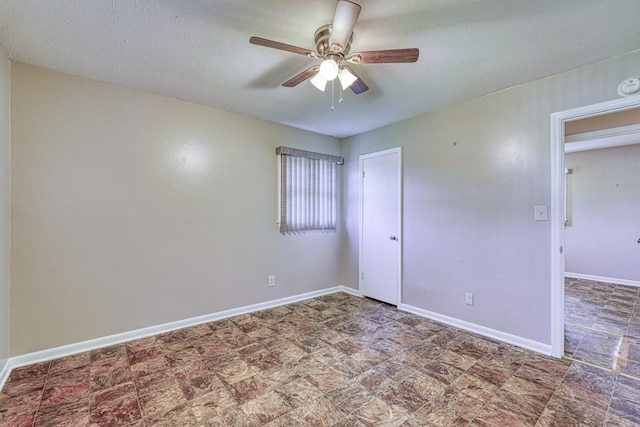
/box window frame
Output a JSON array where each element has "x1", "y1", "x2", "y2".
[{"x1": 276, "y1": 146, "x2": 343, "y2": 235}]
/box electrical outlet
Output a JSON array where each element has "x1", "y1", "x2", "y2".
[
  {"x1": 268, "y1": 275, "x2": 275, "y2": 287},
  {"x1": 465, "y1": 293, "x2": 474, "y2": 306}
]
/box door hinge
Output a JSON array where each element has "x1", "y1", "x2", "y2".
[
  {"x1": 361, "y1": 272, "x2": 364, "y2": 280},
  {"x1": 560, "y1": 246, "x2": 563, "y2": 254},
  {"x1": 362, "y1": 170, "x2": 365, "y2": 178}
]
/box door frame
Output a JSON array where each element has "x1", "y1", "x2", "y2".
[
  {"x1": 550, "y1": 95, "x2": 640, "y2": 357},
  {"x1": 358, "y1": 147, "x2": 403, "y2": 306}
]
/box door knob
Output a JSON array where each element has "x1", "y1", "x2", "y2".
[{"x1": 390, "y1": 235, "x2": 398, "y2": 241}]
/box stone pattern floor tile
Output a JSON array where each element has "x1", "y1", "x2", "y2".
[
  {"x1": 0, "y1": 291, "x2": 638, "y2": 426},
  {"x1": 565, "y1": 277, "x2": 640, "y2": 375}
]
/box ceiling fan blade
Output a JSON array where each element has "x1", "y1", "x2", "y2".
[
  {"x1": 329, "y1": 0, "x2": 361, "y2": 53},
  {"x1": 342, "y1": 66, "x2": 369, "y2": 94},
  {"x1": 347, "y1": 48, "x2": 419, "y2": 64},
  {"x1": 250, "y1": 36, "x2": 318, "y2": 58},
  {"x1": 282, "y1": 66, "x2": 320, "y2": 87}
]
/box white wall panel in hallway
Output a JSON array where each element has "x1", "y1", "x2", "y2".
[{"x1": 565, "y1": 144, "x2": 640, "y2": 283}]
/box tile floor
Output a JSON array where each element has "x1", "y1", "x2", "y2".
[
  {"x1": 565, "y1": 277, "x2": 640, "y2": 378},
  {"x1": 0, "y1": 291, "x2": 639, "y2": 426}
]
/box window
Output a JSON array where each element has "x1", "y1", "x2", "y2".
[{"x1": 276, "y1": 146, "x2": 343, "y2": 234}]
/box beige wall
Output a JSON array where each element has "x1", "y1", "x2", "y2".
[
  {"x1": 342, "y1": 50, "x2": 640, "y2": 346},
  {"x1": 11, "y1": 63, "x2": 342, "y2": 355},
  {"x1": 0, "y1": 45, "x2": 10, "y2": 367}
]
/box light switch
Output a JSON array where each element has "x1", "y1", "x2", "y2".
[{"x1": 534, "y1": 205, "x2": 548, "y2": 221}]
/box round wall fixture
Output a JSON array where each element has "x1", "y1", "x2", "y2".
[{"x1": 618, "y1": 76, "x2": 640, "y2": 97}]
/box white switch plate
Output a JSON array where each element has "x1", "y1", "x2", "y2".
[
  {"x1": 268, "y1": 275, "x2": 275, "y2": 287},
  {"x1": 465, "y1": 293, "x2": 473, "y2": 306},
  {"x1": 534, "y1": 205, "x2": 548, "y2": 221}
]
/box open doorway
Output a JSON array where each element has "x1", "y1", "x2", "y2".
[
  {"x1": 563, "y1": 108, "x2": 640, "y2": 373},
  {"x1": 550, "y1": 96, "x2": 640, "y2": 362}
]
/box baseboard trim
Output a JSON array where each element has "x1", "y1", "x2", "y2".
[
  {"x1": 566, "y1": 272, "x2": 639, "y2": 288},
  {"x1": 0, "y1": 359, "x2": 12, "y2": 391},
  {"x1": 398, "y1": 303, "x2": 552, "y2": 356},
  {"x1": 339, "y1": 286, "x2": 362, "y2": 297},
  {"x1": 9, "y1": 285, "x2": 359, "y2": 369}
]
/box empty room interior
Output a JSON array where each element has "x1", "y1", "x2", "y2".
[{"x1": 0, "y1": 1, "x2": 639, "y2": 426}]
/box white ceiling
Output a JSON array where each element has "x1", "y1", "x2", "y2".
[{"x1": 1, "y1": 1, "x2": 639, "y2": 138}]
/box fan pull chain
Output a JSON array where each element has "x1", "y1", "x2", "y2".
[
  {"x1": 331, "y1": 79, "x2": 335, "y2": 111},
  {"x1": 339, "y1": 80, "x2": 344, "y2": 104}
]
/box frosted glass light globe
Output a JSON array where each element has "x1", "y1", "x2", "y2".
[{"x1": 319, "y1": 59, "x2": 339, "y2": 81}]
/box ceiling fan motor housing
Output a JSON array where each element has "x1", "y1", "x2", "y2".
[{"x1": 314, "y1": 24, "x2": 352, "y2": 58}]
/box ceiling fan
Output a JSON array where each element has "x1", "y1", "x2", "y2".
[{"x1": 249, "y1": 0, "x2": 419, "y2": 95}]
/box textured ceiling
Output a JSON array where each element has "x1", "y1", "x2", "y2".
[{"x1": 1, "y1": 0, "x2": 639, "y2": 138}]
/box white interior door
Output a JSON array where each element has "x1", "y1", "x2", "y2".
[{"x1": 359, "y1": 148, "x2": 402, "y2": 305}]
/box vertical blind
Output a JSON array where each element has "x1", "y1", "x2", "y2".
[{"x1": 277, "y1": 147, "x2": 343, "y2": 235}]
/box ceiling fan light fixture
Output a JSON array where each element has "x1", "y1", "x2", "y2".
[
  {"x1": 310, "y1": 73, "x2": 328, "y2": 91},
  {"x1": 319, "y1": 58, "x2": 339, "y2": 80},
  {"x1": 250, "y1": 1, "x2": 419, "y2": 96},
  {"x1": 338, "y1": 67, "x2": 358, "y2": 90}
]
